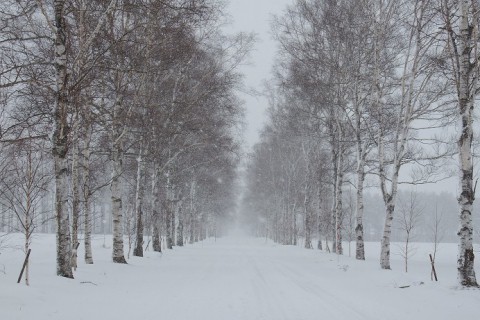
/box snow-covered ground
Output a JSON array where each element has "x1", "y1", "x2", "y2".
[{"x1": 1, "y1": 233, "x2": 479, "y2": 320}]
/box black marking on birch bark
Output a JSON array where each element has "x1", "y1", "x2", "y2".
[{"x1": 460, "y1": 249, "x2": 477, "y2": 287}]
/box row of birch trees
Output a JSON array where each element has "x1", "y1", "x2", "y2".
[
  {"x1": 242, "y1": 0, "x2": 480, "y2": 287},
  {"x1": 0, "y1": 0, "x2": 247, "y2": 281}
]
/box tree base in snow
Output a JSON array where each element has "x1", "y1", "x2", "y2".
[
  {"x1": 133, "y1": 247, "x2": 143, "y2": 257},
  {"x1": 57, "y1": 271, "x2": 74, "y2": 279},
  {"x1": 113, "y1": 256, "x2": 127, "y2": 264}
]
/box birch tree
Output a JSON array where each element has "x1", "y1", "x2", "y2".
[
  {"x1": 52, "y1": 0, "x2": 73, "y2": 278},
  {"x1": 339, "y1": 0, "x2": 381, "y2": 261},
  {"x1": 440, "y1": 0, "x2": 479, "y2": 287},
  {"x1": 133, "y1": 146, "x2": 146, "y2": 257},
  {"x1": 0, "y1": 139, "x2": 51, "y2": 285},
  {"x1": 0, "y1": 0, "x2": 64, "y2": 273},
  {"x1": 52, "y1": 0, "x2": 117, "y2": 272},
  {"x1": 100, "y1": 0, "x2": 148, "y2": 264},
  {"x1": 376, "y1": 0, "x2": 446, "y2": 270},
  {"x1": 81, "y1": 112, "x2": 94, "y2": 264},
  {"x1": 397, "y1": 191, "x2": 423, "y2": 273}
]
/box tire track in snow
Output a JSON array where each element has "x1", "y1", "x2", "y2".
[
  {"x1": 238, "y1": 242, "x2": 378, "y2": 320},
  {"x1": 268, "y1": 258, "x2": 375, "y2": 320},
  {"x1": 247, "y1": 253, "x2": 291, "y2": 320},
  {"x1": 243, "y1": 248, "x2": 361, "y2": 320}
]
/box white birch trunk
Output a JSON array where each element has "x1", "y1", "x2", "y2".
[
  {"x1": 304, "y1": 185, "x2": 312, "y2": 249},
  {"x1": 354, "y1": 89, "x2": 367, "y2": 260},
  {"x1": 151, "y1": 165, "x2": 162, "y2": 252},
  {"x1": 71, "y1": 116, "x2": 80, "y2": 270},
  {"x1": 176, "y1": 199, "x2": 184, "y2": 247},
  {"x1": 378, "y1": 116, "x2": 391, "y2": 269},
  {"x1": 330, "y1": 146, "x2": 338, "y2": 253},
  {"x1": 293, "y1": 202, "x2": 297, "y2": 246},
  {"x1": 380, "y1": 197, "x2": 395, "y2": 269},
  {"x1": 111, "y1": 99, "x2": 127, "y2": 264},
  {"x1": 165, "y1": 170, "x2": 173, "y2": 249},
  {"x1": 70, "y1": 0, "x2": 88, "y2": 271},
  {"x1": 317, "y1": 185, "x2": 323, "y2": 250},
  {"x1": 456, "y1": 0, "x2": 477, "y2": 287},
  {"x1": 53, "y1": 0, "x2": 73, "y2": 278},
  {"x1": 335, "y1": 142, "x2": 344, "y2": 255},
  {"x1": 379, "y1": 131, "x2": 402, "y2": 270},
  {"x1": 82, "y1": 118, "x2": 93, "y2": 264},
  {"x1": 378, "y1": 0, "x2": 425, "y2": 270},
  {"x1": 189, "y1": 180, "x2": 196, "y2": 244},
  {"x1": 302, "y1": 143, "x2": 313, "y2": 249},
  {"x1": 133, "y1": 148, "x2": 145, "y2": 257},
  {"x1": 171, "y1": 193, "x2": 176, "y2": 247},
  {"x1": 355, "y1": 151, "x2": 366, "y2": 260}
]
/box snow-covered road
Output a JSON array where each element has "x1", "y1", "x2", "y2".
[
  {"x1": 1, "y1": 234, "x2": 479, "y2": 320},
  {"x1": 184, "y1": 237, "x2": 372, "y2": 320}
]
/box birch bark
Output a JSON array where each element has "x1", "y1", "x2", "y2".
[
  {"x1": 53, "y1": 0, "x2": 73, "y2": 278},
  {"x1": 302, "y1": 142, "x2": 313, "y2": 249},
  {"x1": 70, "y1": 0, "x2": 87, "y2": 271},
  {"x1": 317, "y1": 185, "x2": 323, "y2": 250},
  {"x1": 133, "y1": 148, "x2": 145, "y2": 257},
  {"x1": 165, "y1": 169, "x2": 174, "y2": 249},
  {"x1": 303, "y1": 180, "x2": 313, "y2": 249},
  {"x1": 189, "y1": 180, "x2": 196, "y2": 244},
  {"x1": 330, "y1": 139, "x2": 338, "y2": 253},
  {"x1": 71, "y1": 115, "x2": 80, "y2": 270},
  {"x1": 82, "y1": 118, "x2": 93, "y2": 264},
  {"x1": 151, "y1": 165, "x2": 162, "y2": 252},
  {"x1": 111, "y1": 98, "x2": 127, "y2": 264},
  {"x1": 334, "y1": 135, "x2": 344, "y2": 255},
  {"x1": 355, "y1": 145, "x2": 366, "y2": 260},
  {"x1": 353, "y1": 77, "x2": 369, "y2": 260},
  {"x1": 176, "y1": 198, "x2": 184, "y2": 246},
  {"x1": 456, "y1": 0, "x2": 478, "y2": 287}
]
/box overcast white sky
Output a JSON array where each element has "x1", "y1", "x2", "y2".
[{"x1": 224, "y1": 0, "x2": 294, "y2": 150}]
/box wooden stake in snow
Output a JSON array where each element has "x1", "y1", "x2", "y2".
[
  {"x1": 17, "y1": 249, "x2": 31, "y2": 284},
  {"x1": 429, "y1": 254, "x2": 438, "y2": 281}
]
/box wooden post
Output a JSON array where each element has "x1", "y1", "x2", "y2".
[
  {"x1": 429, "y1": 254, "x2": 438, "y2": 281},
  {"x1": 17, "y1": 249, "x2": 31, "y2": 284}
]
